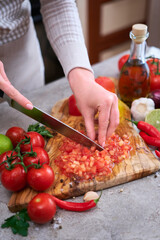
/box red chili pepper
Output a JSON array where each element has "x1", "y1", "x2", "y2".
[
  {"x1": 139, "y1": 131, "x2": 160, "y2": 147},
  {"x1": 127, "y1": 119, "x2": 160, "y2": 138},
  {"x1": 52, "y1": 192, "x2": 102, "y2": 212},
  {"x1": 155, "y1": 150, "x2": 160, "y2": 158}
]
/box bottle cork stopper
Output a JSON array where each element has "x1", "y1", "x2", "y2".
[{"x1": 131, "y1": 24, "x2": 148, "y2": 43}]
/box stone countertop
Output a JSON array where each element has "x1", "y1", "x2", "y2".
[{"x1": 0, "y1": 49, "x2": 160, "y2": 240}]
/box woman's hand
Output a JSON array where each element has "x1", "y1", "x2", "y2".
[
  {"x1": 0, "y1": 61, "x2": 33, "y2": 110},
  {"x1": 68, "y1": 68, "x2": 119, "y2": 147}
]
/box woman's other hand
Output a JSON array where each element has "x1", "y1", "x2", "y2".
[{"x1": 68, "y1": 68, "x2": 119, "y2": 147}]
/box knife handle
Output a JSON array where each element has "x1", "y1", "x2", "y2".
[{"x1": 0, "y1": 89, "x2": 4, "y2": 98}]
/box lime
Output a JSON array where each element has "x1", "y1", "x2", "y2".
[
  {"x1": 0, "y1": 134, "x2": 13, "y2": 155},
  {"x1": 145, "y1": 109, "x2": 160, "y2": 131}
]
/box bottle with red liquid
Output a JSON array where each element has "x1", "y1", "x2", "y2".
[{"x1": 118, "y1": 24, "x2": 150, "y2": 107}]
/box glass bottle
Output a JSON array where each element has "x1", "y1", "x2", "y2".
[{"x1": 118, "y1": 24, "x2": 150, "y2": 107}]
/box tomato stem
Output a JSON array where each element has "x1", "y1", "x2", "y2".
[
  {"x1": 0, "y1": 155, "x2": 16, "y2": 166},
  {"x1": 26, "y1": 161, "x2": 44, "y2": 169},
  {"x1": 11, "y1": 162, "x2": 28, "y2": 173},
  {"x1": 146, "y1": 56, "x2": 160, "y2": 75},
  {"x1": 156, "y1": 59, "x2": 160, "y2": 75}
]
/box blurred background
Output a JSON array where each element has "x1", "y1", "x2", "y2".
[{"x1": 30, "y1": 0, "x2": 160, "y2": 84}]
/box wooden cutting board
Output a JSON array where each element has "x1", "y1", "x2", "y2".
[{"x1": 8, "y1": 98, "x2": 160, "y2": 212}]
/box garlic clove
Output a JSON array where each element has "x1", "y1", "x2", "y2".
[{"x1": 83, "y1": 191, "x2": 99, "y2": 202}]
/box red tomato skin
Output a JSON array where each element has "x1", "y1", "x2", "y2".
[
  {"x1": 27, "y1": 164, "x2": 54, "y2": 191},
  {"x1": 20, "y1": 132, "x2": 45, "y2": 153},
  {"x1": 146, "y1": 58, "x2": 160, "y2": 91},
  {"x1": 147, "y1": 59, "x2": 160, "y2": 74},
  {"x1": 23, "y1": 147, "x2": 49, "y2": 169},
  {"x1": 6, "y1": 127, "x2": 26, "y2": 148},
  {"x1": 68, "y1": 95, "x2": 82, "y2": 116},
  {"x1": 27, "y1": 193, "x2": 56, "y2": 224},
  {"x1": 0, "y1": 151, "x2": 19, "y2": 173},
  {"x1": 95, "y1": 76, "x2": 115, "y2": 93},
  {"x1": 1, "y1": 165, "x2": 27, "y2": 192},
  {"x1": 118, "y1": 54, "x2": 130, "y2": 71},
  {"x1": 150, "y1": 75, "x2": 160, "y2": 91}
]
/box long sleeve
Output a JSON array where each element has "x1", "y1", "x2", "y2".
[{"x1": 40, "y1": 0, "x2": 93, "y2": 77}]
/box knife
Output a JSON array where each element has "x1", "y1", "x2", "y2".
[{"x1": 0, "y1": 90, "x2": 103, "y2": 151}]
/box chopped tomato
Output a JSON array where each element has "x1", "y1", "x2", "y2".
[{"x1": 55, "y1": 133, "x2": 132, "y2": 181}]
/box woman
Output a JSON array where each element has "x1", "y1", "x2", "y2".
[{"x1": 0, "y1": 0, "x2": 119, "y2": 147}]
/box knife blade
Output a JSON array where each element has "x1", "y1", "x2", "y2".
[{"x1": 0, "y1": 90, "x2": 103, "y2": 151}]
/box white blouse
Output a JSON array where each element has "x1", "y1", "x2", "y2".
[{"x1": 0, "y1": 0, "x2": 92, "y2": 77}]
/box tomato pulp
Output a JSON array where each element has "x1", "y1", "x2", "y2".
[{"x1": 55, "y1": 133, "x2": 132, "y2": 181}]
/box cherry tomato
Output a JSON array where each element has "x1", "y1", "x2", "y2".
[
  {"x1": 6, "y1": 126, "x2": 26, "y2": 148},
  {"x1": 150, "y1": 74, "x2": 160, "y2": 91},
  {"x1": 27, "y1": 193, "x2": 56, "y2": 224},
  {"x1": 95, "y1": 76, "x2": 115, "y2": 93},
  {"x1": 27, "y1": 164, "x2": 54, "y2": 191},
  {"x1": 20, "y1": 131, "x2": 45, "y2": 153},
  {"x1": 147, "y1": 58, "x2": 160, "y2": 91},
  {"x1": 118, "y1": 54, "x2": 130, "y2": 71},
  {"x1": 0, "y1": 150, "x2": 19, "y2": 173},
  {"x1": 23, "y1": 147, "x2": 49, "y2": 169},
  {"x1": 147, "y1": 58, "x2": 160, "y2": 75},
  {"x1": 68, "y1": 94, "x2": 82, "y2": 116},
  {"x1": 1, "y1": 164, "x2": 27, "y2": 192}
]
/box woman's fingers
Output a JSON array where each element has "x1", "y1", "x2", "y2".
[
  {"x1": 82, "y1": 93, "x2": 119, "y2": 147},
  {"x1": 97, "y1": 102, "x2": 111, "y2": 147},
  {"x1": 0, "y1": 76, "x2": 33, "y2": 110},
  {"x1": 0, "y1": 61, "x2": 33, "y2": 110},
  {"x1": 97, "y1": 93, "x2": 119, "y2": 146},
  {"x1": 83, "y1": 109, "x2": 96, "y2": 141},
  {"x1": 106, "y1": 95, "x2": 119, "y2": 138},
  {"x1": 0, "y1": 61, "x2": 11, "y2": 84}
]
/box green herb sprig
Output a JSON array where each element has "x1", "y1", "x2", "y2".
[
  {"x1": 1, "y1": 209, "x2": 30, "y2": 237},
  {"x1": 28, "y1": 123, "x2": 53, "y2": 138}
]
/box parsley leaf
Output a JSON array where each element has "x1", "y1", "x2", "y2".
[
  {"x1": 28, "y1": 123, "x2": 53, "y2": 138},
  {"x1": 1, "y1": 209, "x2": 30, "y2": 237}
]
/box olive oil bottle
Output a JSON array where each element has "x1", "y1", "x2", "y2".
[{"x1": 118, "y1": 24, "x2": 150, "y2": 107}]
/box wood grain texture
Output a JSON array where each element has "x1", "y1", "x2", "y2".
[{"x1": 8, "y1": 98, "x2": 160, "y2": 212}]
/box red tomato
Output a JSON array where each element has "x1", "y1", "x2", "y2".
[
  {"x1": 147, "y1": 58, "x2": 160, "y2": 91},
  {"x1": 68, "y1": 94, "x2": 82, "y2": 116},
  {"x1": 23, "y1": 147, "x2": 49, "y2": 169},
  {"x1": 27, "y1": 193, "x2": 56, "y2": 224},
  {"x1": 150, "y1": 74, "x2": 160, "y2": 91},
  {"x1": 1, "y1": 164, "x2": 27, "y2": 192},
  {"x1": 95, "y1": 76, "x2": 115, "y2": 93},
  {"x1": 0, "y1": 150, "x2": 19, "y2": 173},
  {"x1": 20, "y1": 132, "x2": 45, "y2": 153},
  {"x1": 27, "y1": 164, "x2": 54, "y2": 191},
  {"x1": 118, "y1": 54, "x2": 130, "y2": 71},
  {"x1": 6, "y1": 126, "x2": 26, "y2": 148},
  {"x1": 147, "y1": 58, "x2": 160, "y2": 75}
]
